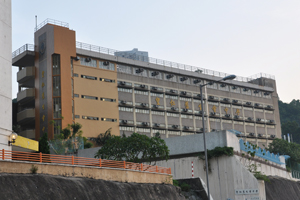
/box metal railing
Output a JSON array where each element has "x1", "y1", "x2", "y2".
[
  {"x1": 76, "y1": 41, "x2": 275, "y2": 82},
  {"x1": 12, "y1": 44, "x2": 34, "y2": 59},
  {"x1": 35, "y1": 18, "x2": 69, "y2": 32},
  {"x1": 0, "y1": 149, "x2": 171, "y2": 175}
]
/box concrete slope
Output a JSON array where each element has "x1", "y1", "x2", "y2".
[
  {"x1": 266, "y1": 177, "x2": 300, "y2": 200},
  {"x1": 0, "y1": 174, "x2": 185, "y2": 200}
]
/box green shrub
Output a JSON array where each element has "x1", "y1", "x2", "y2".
[
  {"x1": 180, "y1": 182, "x2": 191, "y2": 192},
  {"x1": 173, "y1": 179, "x2": 179, "y2": 186},
  {"x1": 30, "y1": 165, "x2": 38, "y2": 174}
]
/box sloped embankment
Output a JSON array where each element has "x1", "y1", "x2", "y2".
[
  {"x1": 265, "y1": 176, "x2": 300, "y2": 200},
  {"x1": 0, "y1": 174, "x2": 185, "y2": 200}
]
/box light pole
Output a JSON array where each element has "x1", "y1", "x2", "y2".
[{"x1": 199, "y1": 74, "x2": 236, "y2": 200}]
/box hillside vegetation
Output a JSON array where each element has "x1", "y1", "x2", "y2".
[{"x1": 278, "y1": 99, "x2": 300, "y2": 143}]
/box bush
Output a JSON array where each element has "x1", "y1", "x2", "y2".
[
  {"x1": 180, "y1": 182, "x2": 191, "y2": 192},
  {"x1": 30, "y1": 165, "x2": 38, "y2": 174}
]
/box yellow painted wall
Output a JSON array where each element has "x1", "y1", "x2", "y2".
[{"x1": 73, "y1": 60, "x2": 119, "y2": 138}]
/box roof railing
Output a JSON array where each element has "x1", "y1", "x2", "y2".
[
  {"x1": 34, "y1": 18, "x2": 69, "y2": 32},
  {"x1": 12, "y1": 44, "x2": 34, "y2": 59},
  {"x1": 76, "y1": 41, "x2": 275, "y2": 82}
]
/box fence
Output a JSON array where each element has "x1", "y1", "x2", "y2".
[
  {"x1": 12, "y1": 44, "x2": 34, "y2": 59},
  {"x1": 0, "y1": 149, "x2": 171, "y2": 175}
]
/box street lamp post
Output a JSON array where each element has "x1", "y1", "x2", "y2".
[{"x1": 199, "y1": 74, "x2": 236, "y2": 200}]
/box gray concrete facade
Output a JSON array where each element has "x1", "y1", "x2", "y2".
[{"x1": 0, "y1": 0, "x2": 12, "y2": 150}]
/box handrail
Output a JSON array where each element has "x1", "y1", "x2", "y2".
[
  {"x1": 35, "y1": 18, "x2": 69, "y2": 32},
  {"x1": 0, "y1": 149, "x2": 171, "y2": 175},
  {"x1": 12, "y1": 44, "x2": 34, "y2": 59},
  {"x1": 76, "y1": 41, "x2": 275, "y2": 82}
]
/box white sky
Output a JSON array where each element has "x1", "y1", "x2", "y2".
[{"x1": 12, "y1": 0, "x2": 300, "y2": 103}]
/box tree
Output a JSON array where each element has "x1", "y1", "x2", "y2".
[
  {"x1": 95, "y1": 128, "x2": 112, "y2": 146},
  {"x1": 39, "y1": 133, "x2": 50, "y2": 154},
  {"x1": 268, "y1": 138, "x2": 300, "y2": 163},
  {"x1": 94, "y1": 132, "x2": 169, "y2": 164}
]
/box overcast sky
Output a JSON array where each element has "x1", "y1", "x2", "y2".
[{"x1": 12, "y1": 0, "x2": 300, "y2": 103}]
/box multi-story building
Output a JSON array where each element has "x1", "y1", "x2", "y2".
[
  {"x1": 12, "y1": 19, "x2": 281, "y2": 147},
  {"x1": 0, "y1": 0, "x2": 12, "y2": 150}
]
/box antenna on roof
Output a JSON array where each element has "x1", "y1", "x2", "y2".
[{"x1": 35, "y1": 15, "x2": 37, "y2": 29}]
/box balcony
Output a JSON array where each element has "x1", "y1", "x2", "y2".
[
  {"x1": 17, "y1": 108, "x2": 35, "y2": 124},
  {"x1": 119, "y1": 120, "x2": 134, "y2": 126},
  {"x1": 152, "y1": 123, "x2": 166, "y2": 129},
  {"x1": 19, "y1": 129, "x2": 35, "y2": 139},
  {"x1": 12, "y1": 44, "x2": 35, "y2": 67},
  {"x1": 17, "y1": 67, "x2": 35, "y2": 87},
  {"x1": 17, "y1": 88, "x2": 35, "y2": 104}
]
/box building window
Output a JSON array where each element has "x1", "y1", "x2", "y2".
[
  {"x1": 52, "y1": 54, "x2": 60, "y2": 75},
  {"x1": 117, "y1": 64, "x2": 132, "y2": 74},
  {"x1": 118, "y1": 88, "x2": 133, "y2": 93},
  {"x1": 153, "y1": 129, "x2": 166, "y2": 134},
  {"x1": 82, "y1": 95, "x2": 98, "y2": 100},
  {"x1": 231, "y1": 86, "x2": 240, "y2": 93},
  {"x1": 80, "y1": 57, "x2": 97, "y2": 67},
  {"x1": 53, "y1": 76, "x2": 61, "y2": 97},
  {"x1": 206, "y1": 82, "x2": 218, "y2": 89},
  {"x1": 100, "y1": 78, "x2": 115, "y2": 83},
  {"x1": 167, "y1": 112, "x2": 179, "y2": 117},
  {"x1": 241, "y1": 88, "x2": 252, "y2": 96},
  {"x1": 136, "y1": 128, "x2": 150, "y2": 133},
  {"x1": 53, "y1": 120, "x2": 62, "y2": 135},
  {"x1": 165, "y1": 95, "x2": 178, "y2": 99},
  {"x1": 53, "y1": 98, "x2": 61, "y2": 119},
  {"x1": 74, "y1": 73, "x2": 79, "y2": 77},
  {"x1": 81, "y1": 75, "x2": 97, "y2": 80},
  {"x1": 219, "y1": 84, "x2": 229, "y2": 91},
  {"x1": 74, "y1": 94, "x2": 79, "y2": 98},
  {"x1": 101, "y1": 118, "x2": 117, "y2": 122},
  {"x1": 119, "y1": 107, "x2": 133, "y2": 112},
  {"x1": 152, "y1": 111, "x2": 165, "y2": 116},
  {"x1": 75, "y1": 115, "x2": 80, "y2": 119},
  {"x1": 99, "y1": 61, "x2": 115, "y2": 71},
  {"x1": 82, "y1": 116, "x2": 99, "y2": 120},
  {"x1": 135, "y1": 109, "x2": 150, "y2": 114},
  {"x1": 181, "y1": 114, "x2": 193, "y2": 119},
  {"x1": 182, "y1": 132, "x2": 194, "y2": 136},
  {"x1": 180, "y1": 97, "x2": 191, "y2": 102},
  {"x1": 168, "y1": 131, "x2": 181, "y2": 135},
  {"x1": 120, "y1": 126, "x2": 134, "y2": 132},
  {"x1": 150, "y1": 93, "x2": 163, "y2": 97},
  {"x1": 134, "y1": 90, "x2": 148, "y2": 95},
  {"x1": 100, "y1": 97, "x2": 116, "y2": 102}
]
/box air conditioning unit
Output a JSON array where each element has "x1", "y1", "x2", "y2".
[
  {"x1": 166, "y1": 74, "x2": 174, "y2": 79},
  {"x1": 122, "y1": 120, "x2": 128, "y2": 124},
  {"x1": 247, "y1": 117, "x2": 253, "y2": 121},
  {"x1": 151, "y1": 71, "x2": 159, "y2": 76},
  {"x1": 136, "y1": 68, "x2": 144, "y2": 74},
  {"x1": 232, "y1": 99, "x2": 238, "y2": 103},
  {"x1": 264, "y1": 92, "x2": 270, "y2": 96},
  {"x1": 246, "y1": 102, "x2": 252, "y2": 106},
  {"x1": 120, "y1": 81, "x2": 126, "y2": 85},
  {"x1": 193, "y1": 79, "x2": 201, "y2": 84},
  {"x1": 225, "y1": 114, "x2": 231, "y2": 118},
  {"x1": 210, "y1": 112, "x2": 216, "y2": 116},
  {"x1": 199, "y1": 111, "x2": 204, "y2": 115},
  {"x1": 103, "y1": 61, "x2": 109, "y2": 66},
  {"x1": 223, "y1": 98, "x2": 230, "y2": 102},
  {"x1": 171, "y1": 107, "x2": 177, "y2": 111},
  {"x1": 152, "y1": 87, "x2": 158, "y2": 90},
  {"x1": 182, "y1": 108, "x2": 188, "y2": 112},
  {"x1": 140, "y1": 84, "x2": 146, "y2": 88},
  {"x1": 209, "y1": 96, "x2": 214, "y2": 99},
  {"x1": 172, "y1": 125, "x2": 179, "y2": 129},
  {"x1": 258, "y1": 134, "x2": 263, "y2": 137},
  {"x1": 121, "y1": 100, "x2": 127, "y2": 104},
  {"x1": 208, "y1": 82, "x2": 213, "y2": 85},
  {"x1": 153, "y1": 105, "x2": 159, "y2": 109},
  {"x1": 243, "y1": 88, "x2": 249, "y2": 91},
  {"x1": 267, "y1": 105, "x2": 272, "y2": 109},
  {"x1": 249, "y1": 133, "x2": 255, "y2": 136},
  {"x1": 271, "y1": 135, "x2": 276, "y2": 138},
  {"x1": 197, "y1": 94, "x2": 202, "y2": 98},
  {"x1": 154, "y1": 123, "x2": 160, "y2": 127},
  {"x1": 254, "y1": 103, "x2": 260, "y2": 107},
  {"x1": 142, "y1": 122, "x2": 148, "y2": 126},
  {"x1": 254, "y1": 90, "x2": 259, "y2": 94},
  {"x1": 232, "y1": 86, "x2": 238, "y2": 90},
  {"x1": 234, "y1": 115, "x2": 239, "y2": 119},
  {"x1": 141, "y1": 103, "x2": 147, "y2": 107},
  {"x1": 170, "y1": 89, "x2": 176, "y2": 93},
  {"x1": 256, "y1": 118, "x2": 262, "y2": 122},
  {"x1": 73, "y1": 56, "x2": 80, "y2": 61},
  {"x1": 269, "y1": 120, "x2": 274, "y2": 123},
  {"x1": 85, "y1": 57, "x2": 91, "y2": 62},
  {"x1": 184, "y1": 126, "x2": 189, "y2": 130},
  {"x1": 181, "y1": 91, "x2": 187, "y2": 95},
  {"x1": 220, "y1": 83, "x2": 226, "y2": 87},
  {"x1": 211, "y1": 129, "x2": 216, "y2": 132},
  {"x1": 180, "y1": 77, "x2": 188, "y2": 81}
]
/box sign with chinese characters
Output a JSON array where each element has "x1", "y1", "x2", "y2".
[
  {"x1": 13, "y1": 136, "x2": 39, "y2": 151},
  {"x1": 224, "y1": 107, "x2": 228, "y2": 114},
  {"x1": 235, "y1": 189, "x2": 259, "y2": 195},
  {"x1": 212, "y1": 105, "x2": 217, "y2": 113},
  {"x1": 155, "y1": 97, "x2": 160, "y2": 105},
  {"x1": 236, "y1": 108, "x2": 240, "y2": 116},
  {"x1": 185, "y1": 101, "x2": 189, "y2": 109},
  {"x1": 198, "y1": 104, "x2": 202, "y2": 111},
  {"x1": 170, "y1": 100, "x2": 175, "y2": 106}
]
